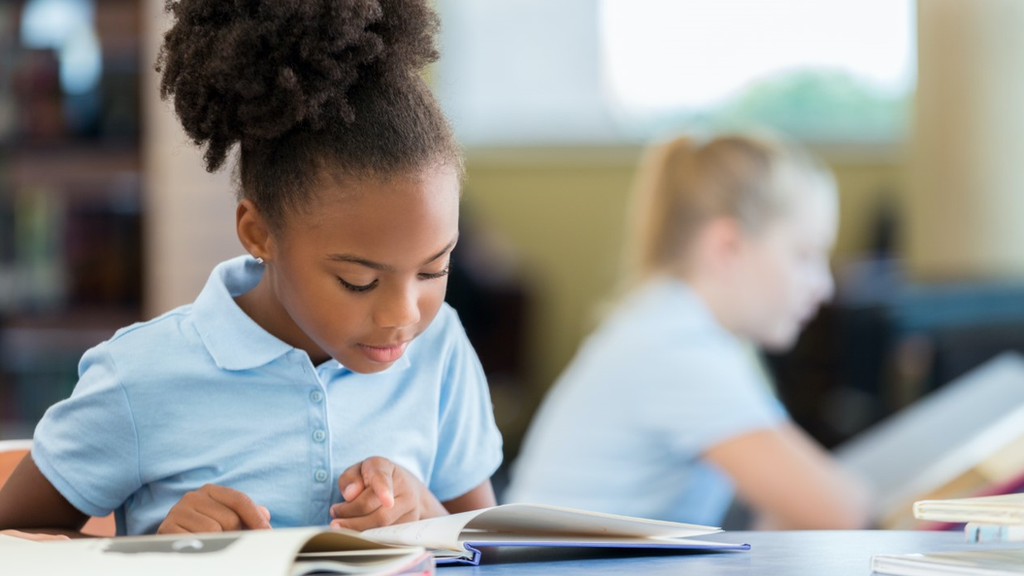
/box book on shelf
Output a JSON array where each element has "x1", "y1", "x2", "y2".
[
  {"x1": 0, "y1": 503, "x2": 747, "y2": 573},
  {"x1": 834, "y1": 352, "x2": 1024, "y2": 529},
  {"x1": 872, "y1": 548, "x2": 1024, "y2": 576}
]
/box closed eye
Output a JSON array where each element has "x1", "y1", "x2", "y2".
[
  {"x1": 419, "y1": 264, "x2": 451, "y2": 280},
  {"x1": 337, "y1": 277, "x2": 378, "y2": 292}
]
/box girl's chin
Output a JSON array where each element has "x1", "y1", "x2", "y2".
[{"x1": 758, "y1": 326, "x2": 801, "y2": 352}]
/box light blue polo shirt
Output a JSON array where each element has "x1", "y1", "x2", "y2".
[
  {"x1": 505, "y1": 276, "x2": 786, "y2": 526},
  {"x1": 32, "y1": 256, "x2": 503, "y2": 535}
]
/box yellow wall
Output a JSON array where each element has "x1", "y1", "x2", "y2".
[{"x1": 462, "y1": 146, "x2": 905, "y2": 444}]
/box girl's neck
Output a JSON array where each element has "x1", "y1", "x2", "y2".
[
  {"x1": 672, "y1": 268, "x2": 742, "y2": 337},
  {"x1": 234, "y1": 277, "x2": 332, "y2": 365}
]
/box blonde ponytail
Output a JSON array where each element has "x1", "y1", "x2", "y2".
[
  {"x1": 624, "y1": 136, "x2": 699, "y2": 284},
  {"x1": 622, "y1": 133, "x2": 835, "y2": 286}
]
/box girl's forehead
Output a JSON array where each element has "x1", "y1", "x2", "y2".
[
  {"x1": 302, "y1": 167, "x2": 459, "y2": 218},
  {"x1": 282, "y1": 169, "x2": 460, "y2": 258}
]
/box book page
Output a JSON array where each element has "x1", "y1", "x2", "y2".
[
  {"x1": 0, "y1": 527, "x2": 410, "y2": 576},
  {"x1": 359, "y1": 503, "x2": 721, "y2": 557},
  {"x1": 836, "y1": 353, "x2": 1024, "y2": 522},
  {"x1": 361, "y1": 510, "x2": 486, "y2": 553},
  {"x1": 462, "y1": 504, "x2": 720, "y2": 539}
]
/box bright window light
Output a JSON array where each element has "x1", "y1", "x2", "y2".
[
  {"x1": 436, "y1": 0, "x2": 916, "y2": 146},
  {"x1": 600, "y1": 0, "x2": 916, "y2": 142}
]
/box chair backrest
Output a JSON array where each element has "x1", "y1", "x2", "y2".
[
  {"x1": 0, "y1": 439, "x2": 115, "y2": 536},
  {"x1": 0, "y1": 440, "x2": 33, "y2": 488}
]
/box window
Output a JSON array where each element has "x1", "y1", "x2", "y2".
[{"x1": 434, "y1": 0, "x2": 915, "y2": 146}]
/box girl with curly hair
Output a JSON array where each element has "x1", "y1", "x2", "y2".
[{"x1": 0, "y1": 0, "x2": 502, "y2": 537}]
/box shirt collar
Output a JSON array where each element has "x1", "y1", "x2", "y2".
[
  {"x1": 192, "y1": 256, "x2": 413, "y2": 373},
  {"x1": 192, "y1": 256, "x2": 295, "y2": 371}
]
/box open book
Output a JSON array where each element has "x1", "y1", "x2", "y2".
[
  {"x1": 0, "y1": 527, "x2": 433, "y2": 576},
  {"x1": 0, "y1": 504, "x2": 746, "y2": 572},
  {"x1": 835, "y1": 352, "x2": 1024, "y2": 528},
  {"x1": 357, "y1": 503, "x2": 749, "y2": 565}
]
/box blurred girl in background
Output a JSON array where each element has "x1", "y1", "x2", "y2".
[{"x1": 506, "y1": 134, "x2": 871, "y2": 529}]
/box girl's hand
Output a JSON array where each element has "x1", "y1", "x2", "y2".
[
  {"x1": 330, "y1": 456, "x2": 447, "y2": 531},
  {"x1": 157, "y1": 484, "x2": 271, "y2": 534},
  {"x1": 0, "y1": 529, "x2": 70, "y2": 541}
]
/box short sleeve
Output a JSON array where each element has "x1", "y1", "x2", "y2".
[
  {"x1": 31, "y1": 343, "x2": 142, "y2": 518},
  {"x1": 640, "y1": 341, "x2": 788, "y2": 456},
  {"x1": 429, "y1": 313, "x2": 503, "y2": 502}
]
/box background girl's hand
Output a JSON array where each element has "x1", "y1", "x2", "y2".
[
  {"x1": 330, "y1": 456, "x2": 447, "y2": 531},
  {"x1": 0, "y1": 529, "x2": 70, "y2": 541},
  {"x1": 157, "y1": 484, "x2": 271, "y2": 534}
]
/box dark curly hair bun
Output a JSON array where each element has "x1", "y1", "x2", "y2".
[{"x1": 157, "y1": 0, "x2": 441, "y2": 173}]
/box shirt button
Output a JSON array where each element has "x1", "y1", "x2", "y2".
[
  {"x1": 312, "y1": 429, "x2": 326, "y2": 443},
  {"x1": 309, "y1": 390, "x2": 323, "y2": 403},
  {"x1": 314, "y1": 469, "x2": 329, "y2": 483}
]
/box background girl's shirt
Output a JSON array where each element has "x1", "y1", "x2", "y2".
[
  {"x1": 30, "y1": 256, "x2": 503, "y2": 535},
  {"x1": 505, "y1": 276, "x2": 786, "y2": 526}
]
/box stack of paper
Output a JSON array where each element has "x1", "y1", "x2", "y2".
[{"x1": 914, "y1": 494, "x2": 1024, "y2": 544}]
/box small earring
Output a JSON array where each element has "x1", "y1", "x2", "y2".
[{"x1": 255, "y1": 256, "x2": 265, "y2": 265}]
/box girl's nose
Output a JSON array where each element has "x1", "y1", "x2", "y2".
[{"x1": 374, "y1": 286, "x2": 421, "y2": 329}]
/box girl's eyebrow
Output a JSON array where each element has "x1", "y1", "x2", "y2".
[{"x1": 326, "y1": 235, "x2": 458, "y2": 271}]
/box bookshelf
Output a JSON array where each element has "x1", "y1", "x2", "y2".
[{"x1": 0, "y1": 0, "x2": 142, "y2": 439}]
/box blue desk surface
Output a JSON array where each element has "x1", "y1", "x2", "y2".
[{"x1": 439, "y1": 530, "x2": 1015, "y2": 575}]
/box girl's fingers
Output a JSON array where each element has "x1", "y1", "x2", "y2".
[
  {"x1": 205, "y1": 485, "x2": 271, "y2": 530},
  {"x1": 360, "y1": 458, "x2": 395, "y2": 509},
  {"x1": 158, "y1": 485, "x2": 271, "y2": 534},
  {"x1": 184, "y1": 505, "x2": 238, "y2": 533},
  {"x1": 338, "y1": 462, "x2": 366, "y2": 502},
  {"x1": 331, "y1": 489, "x2": 383, "y2": 519}
]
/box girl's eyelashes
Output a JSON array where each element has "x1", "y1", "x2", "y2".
[
  {"x1": 337, "y1": 277, "x2": 378, "y2": 292},
  {"x1": 337, "y1": 262, "x2": 450, "y2": 292},
  {"x1": 419, "y1": 264, "x2": 451, "y2": 280}
]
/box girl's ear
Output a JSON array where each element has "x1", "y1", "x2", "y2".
[
  {"x1": 694, "y1": 216, "x2": 745, "y2": 274},
  {"x1": 236, "y1": 199, "x2": 275, "y2": 262}
]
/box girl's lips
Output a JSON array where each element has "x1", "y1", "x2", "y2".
[{"x1": 357, "y1": 341, "x2": 408, "y2": 364}]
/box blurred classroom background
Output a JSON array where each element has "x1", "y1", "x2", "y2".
[{"x1": 2, "y1": 0, "x2": 1024, "y2": 507}]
